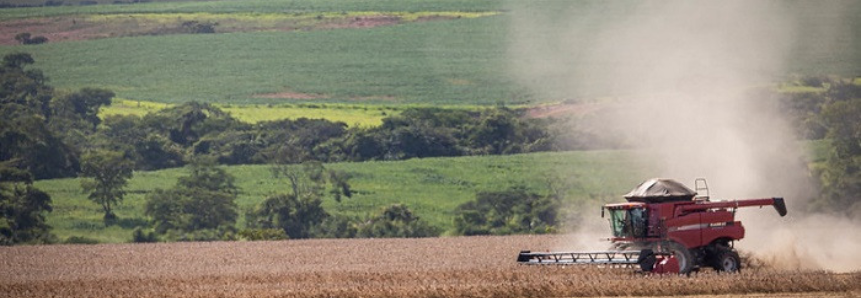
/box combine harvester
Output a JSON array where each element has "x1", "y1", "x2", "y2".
[{"x1": 517, "y1": 178, "x2": 787, "y2": 274}]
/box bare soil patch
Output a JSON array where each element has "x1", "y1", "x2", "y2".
[
  {"x1": 526, "y1": 102, "x2": 606, "y2": 118},
  {"x1": 324, "y1": 15, "x2": 401, "y2": 29},
  {"x1": 0, "y1": 17, "x2": 109, "y2": 45},
  {"x1": 1, "y1": 235, "x2": 858, "y2": 298},
  {"x1": 0, "y1": 14, "x2": 461, "y2": 45},
  {"x1": 254, "y1": 90, "x2": 327, "y2": 100}
]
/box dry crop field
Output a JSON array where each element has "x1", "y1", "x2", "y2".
[{"x1": 1, "y1": 235, "x2": 859, "y2": 298}]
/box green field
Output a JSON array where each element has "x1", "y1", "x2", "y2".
[
  {"x1": 35, "y1": 150, "x2": 648, "y2": 243},
  {"x1": 5, "y1": 15, "x2": 519, "y2": 105},
  {"x1": 2, "y1": 0, "x2": 857, "y2": 106}
]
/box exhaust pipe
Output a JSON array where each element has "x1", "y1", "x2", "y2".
[{"x1": 773, "y1": 197, "x2": 787, "y2": 217}]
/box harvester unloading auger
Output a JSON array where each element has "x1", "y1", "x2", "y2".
[{"x1": 517, "y1": 178, "x2": 787, "y2": 274}]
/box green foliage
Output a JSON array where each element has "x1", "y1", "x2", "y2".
[
  {"x1": 453, "y1": 186, "x2": 560, "y2": 236},
  {"x1": 341, "y1": 107, "x2": 554, "y2": 161},
  {"x1": 782, "y1": 78, "x2": 861, "y2": 217},
  {"x1": 3, "y1": 77, "x2": 562, "y2": 179},
  {"x1": 14, "y1": 32, "x2": 48, "y2": 45},
  {"x1": 248, "y1": 162, "x2": 351, "y2": 239},
  {"x1": 815, "y1": 97, "x2": 861, "y2": 217},
  {"x1": 356, "y1": 204, "x2": 438, "y2": 238},
  {"x1": 80, "y1": 149, "x2": 134, "y2": 224},
  {"x1": 310, "y1": 215, "x2": 357, "y2": 238},
  {"x1": 246, "y1": 193, "x2": 327, "y2": 239},
  {"x1": 131, "y1": 227, "x2": 158, "y2": 243},
  {"x1": 159, "y1": 227, "x2": 237, "y2": 242},
  {"x1": 144, "y1": 159, "x2": 239, "y2": 235},
  {"x1": 238, "y1": 228, "x2": 288, "y2": 241},
  {"x1": 1, "y1": 53, "x2": 118, "y2": 180},
  {"x1": 0, "y1": 53, "x2": 80, "y2": 180},
  {"x1": 0, "y1": 166, "x2": 55, "y2": 245},
  {"x1": 63, "y1": 235, "x2": 99, "y2": 244},
  {"x1": 53, "y1": 88, "x2": 114, "y2": 129}
]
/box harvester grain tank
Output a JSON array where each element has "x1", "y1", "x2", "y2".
[{"x1": 517, "y1": 178, "x2": 787, "y2": 274}]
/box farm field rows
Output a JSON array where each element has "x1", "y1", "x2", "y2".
[
  {"x1": 1, "y1": 234, "x2": 858, "y2": 298},
  {"x1": 2, "y1": 0, "x2": 857, "y2": 105}
]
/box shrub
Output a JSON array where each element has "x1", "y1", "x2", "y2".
[
  {"x1": 64, "y1": 236, "x2": 99, "y2": 244},
  {"x1": 132, "y1": 228, "x2": 158, "y2": 243},
  {"x1": 239, "y1": 228, "x2": 288, "y2": 241}
]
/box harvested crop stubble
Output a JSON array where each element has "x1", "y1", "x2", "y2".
[{"x1": 1, "y1": 235, "x2": 859, "y2": 298}]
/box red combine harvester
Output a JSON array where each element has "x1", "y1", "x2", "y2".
[{"x1": 517, "y1": 178, "x2": 787, "y2": 274}]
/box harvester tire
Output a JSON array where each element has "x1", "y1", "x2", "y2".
[
  {"x1": 713, "y1": 250, "x2": 741, "y2": 273},
  {"x1": 660, "y1": 241, "x2": 693, "y2": 275},
  {"x1": 637, "y1": 249, "x2": 656, "y2": 272}
]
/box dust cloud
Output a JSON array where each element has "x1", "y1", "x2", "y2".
[{"x1": 507, "y1": 1, "x2": 860, "y2": 272}]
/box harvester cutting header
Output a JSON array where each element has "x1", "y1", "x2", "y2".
[{"x1": 517, "y1": 178, "x2": 787, "y2": 274}]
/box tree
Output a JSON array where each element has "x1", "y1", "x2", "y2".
[
  {"x1": 247, "y1": 193, "x2": 327, "y2": 239},
  {"x1": 248, "y1": 161, "x2": 353, "y2": 238},
  {"x1": 270, "y1": 161, "x2": 352, "y2": 203},
  {"x1": 13, "y1": 33, "x2": 47, "y2": 45},
  {"x1": 177, "y1": 157, "x2": 238, "y2": 195},
  {"x1": 815, "y1": 97, "x2": 861, "y2": 217},
  {"x1": 453, "y1": 186, "x2": 560, "y2": 235},
  {"x1": 0, "y1": 166, "x2": 54, "y2": 245},
  {"x1": 468, "y1": 109, "x2": 517, "y2": 154},
  {"x1": 13, "y1": 33, "x2": 31, "y2": 44},
  {"x1": 1, "y1": 52, "x2": 81, "y2": 179},
  {"x1": 80, "y1": 150, "x2": 134, "y2": 225},
  {"x1": 52, "y1": 88, "x2": 114, "y2": 129},
  {"x1": 0, "y1": 109, "x2": 80, "y2": 179},
  {"x1": 2, "y1": 52, "x2": 34, "y2": 68},
  {"x1": 355, "y1": 204, "x2": 438, "y2": 238},
  {"x1": 310, "y1": 215, "x2": 358, "y2": 238},
  {"x1": 144, "y1": 158, "x2": 239, "y2": 236}
]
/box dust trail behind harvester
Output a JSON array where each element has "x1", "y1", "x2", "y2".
[{"x1": 508, "y1": 1, "x2": 860, "y2": 272}]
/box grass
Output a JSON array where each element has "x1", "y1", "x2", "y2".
[
  {"x1": 2, "y1": 15, "x2": 521, "y2": 105},
  {"x1": 35, "y1": 150, "x2": 648, "y2": 243}
]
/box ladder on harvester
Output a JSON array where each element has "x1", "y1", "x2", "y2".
[
  {"x1": 694, "y1": 178, "x2": 710, "y2": 201},
  {"x1": 516, "y1": 250, "x2": 642, "y2": 266}
]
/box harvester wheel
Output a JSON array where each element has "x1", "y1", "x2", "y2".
[
  {"x1": 713, "y1": 250, "x2": 741, "y2": 273},
  {"x1": 660, "y1": 241, "x2": 693, "y2": 275},
  {"x1": 637, "y1": 249, "x2": 656, "y2": 272}
]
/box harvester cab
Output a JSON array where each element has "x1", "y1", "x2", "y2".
[
  {"x1": 518, "y1": 178, "x2": 787, "y2": 275},
  {"x1": 603, "y1": 202, "x2": 648, "y2": 239}
]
